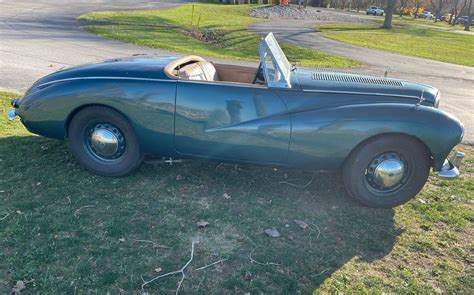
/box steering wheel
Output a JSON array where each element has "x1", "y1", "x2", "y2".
[{"x1": 252, "y1": 62, "x2": 264, "y2": 84}]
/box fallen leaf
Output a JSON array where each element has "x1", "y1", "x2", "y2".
[
  {"x1": 10, "y1": 280, "x2": 26, "y2": 295},
  {"x1": 244, "y1": 271, "x2": 252, "y2": 281},
  {"x1": 294, "y1": 220, "x2": 308, "y2": 229},
  {"x1": 264, "y1": 228, "x2": 281, "y2": 238},
  {"x1": 197, "y1": 220, "x2": 209, "y2": 228},
  {"x1": 223, "y1": 193, "x2": 231, "y2": 200}
]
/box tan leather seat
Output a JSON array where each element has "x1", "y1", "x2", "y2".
[{"x1": 178, "y1": 61, "x2": 218, "y2": 82}]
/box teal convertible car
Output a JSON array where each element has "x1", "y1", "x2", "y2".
[{"x1": 8, "y1": 33, "x2": 464, "y2": 207}]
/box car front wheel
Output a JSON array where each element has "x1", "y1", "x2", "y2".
[
  {"x1": 68, "y1": 106, "x2": 143, "y2": 176},
  {"x1": 342, "y1": 135, "x2": 430, "y2": 208}
]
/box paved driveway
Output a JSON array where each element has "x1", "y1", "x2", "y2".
[
  {"x1": 0, "y1": 0, "x2": 187, "y2": 92},
  {"x1": 1, "y1": 1, "x2": 472, "y2": 142}
]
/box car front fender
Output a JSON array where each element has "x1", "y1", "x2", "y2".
[{"x1": 288, "y1": 103, "x2": 464, "y2": 171}]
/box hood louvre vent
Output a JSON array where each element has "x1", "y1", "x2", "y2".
[{"x1": 312, "y1": 72, "x2": 403, "y2": 87}]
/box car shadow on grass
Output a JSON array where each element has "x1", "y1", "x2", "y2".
[{"x1": 0, "y1": 136, "x2": 402, "y2": 293}]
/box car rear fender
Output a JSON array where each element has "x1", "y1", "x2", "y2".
[{"x1": 16, "y1": 78, "x2": 177, "y2": 155}]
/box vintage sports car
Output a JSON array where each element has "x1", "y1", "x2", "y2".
[{"x1": 8, "y1": 33, "x2": 464, "y2": 208}]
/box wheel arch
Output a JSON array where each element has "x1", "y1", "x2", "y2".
[
  {"x1": 344, "y1": 132, "x2": 434, "y2": 168},
  {"x1": 64, "y1": 103, "x2": 132, "y2": 138}
]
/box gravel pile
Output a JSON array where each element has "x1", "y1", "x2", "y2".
[{"x1": 250, "y1": 5, "x2": 371, "y2": 23}]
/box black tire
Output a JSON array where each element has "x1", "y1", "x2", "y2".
[
  {"x1": 68, "y1": 106, "x2": 143, "y2": 176},
  {"x1": 342, "y1": 135, "x2": 430, "y2": 208}
]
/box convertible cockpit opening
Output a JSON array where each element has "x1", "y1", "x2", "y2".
[
  {"x1": 164, "y1": 55, "x2": 262, "y2": 84},
  {"x1": 163, "y1": 33, "x2": 291, "y2": 88}
]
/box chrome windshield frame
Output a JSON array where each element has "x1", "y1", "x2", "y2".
[{"x1": 258, "y1": 33, "x2": 292, "y2": 89}]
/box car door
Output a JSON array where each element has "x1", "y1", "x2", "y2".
[{"x1": 174, "y1": 80, "x2": 290, "y2": 165}]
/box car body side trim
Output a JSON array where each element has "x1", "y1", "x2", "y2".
[{"x1": 37, "y1": 76, "x2": 176, "y2": 88}]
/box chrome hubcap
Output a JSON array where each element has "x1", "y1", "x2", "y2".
[
  {"x1": 91, "y1": 128, "x2": 119, "y2": 157},
  {"x1": 86, "y1": 123, "x2": 126, "y2": 160},
  {"x1": 365, "y1": 152, "x2": 408, "y2": 193},
  {"x1": 373, "y1": 159, "x2": 405, "y2": 188}
]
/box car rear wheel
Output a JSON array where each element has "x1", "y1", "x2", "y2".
[
  {"x1": 68, "y1": 106, "x2": 143, "y2": 176},
  {"x1": 342, "y1": 135, "x2": 430, "y2": 208}
]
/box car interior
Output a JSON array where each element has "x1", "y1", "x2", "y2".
[{"x1": 163, "y1": 55, "x2": 265, "y2": 85}]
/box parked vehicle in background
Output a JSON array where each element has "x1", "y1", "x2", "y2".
[
  {"x1": 441, "y1": 14, "x2": 453, "y2": 22},
  {"x1": 366, "y1": 6, "x2": 384, "y2": 16},
  {"x1": 457, "y1": 16, "x2": 474, "y2": 26},
  {"x1": 417, "y1": 11, "x2": 434, "y2": 19}
]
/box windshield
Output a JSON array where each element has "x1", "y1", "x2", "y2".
[{"x1": 258, "y1": 33, "x2": 291, "y2": 88}]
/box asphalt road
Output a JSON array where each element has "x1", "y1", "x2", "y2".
[
  {"x1": 1, "y1": 0, "x2": 473, "y2": 142},
  {"x1": 0, "y1": 0, "x2": 187, "y2": 92}
]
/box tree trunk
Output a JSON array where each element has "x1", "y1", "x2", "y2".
[
  {"x1": 465, "y1": 0, "x2": 473, "y2": 31},
  {"x1": 449, "y1": 11, "x2": 455, "y2": 25},
  {"x1": 413, "y1": 2, "x2": 420, "y2": 19},
  {"x1": 382, "y1": 0, "x2": 396, "y2": 29},
  {"x1": 399, "y1": 0, "x2": 406, "y2": 17}
]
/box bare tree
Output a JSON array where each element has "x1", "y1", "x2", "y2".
[
  {"x1": 354, "y1": 0, "x2": 362, "y2": 12},
  {"x1": 430, "y1": 0, "x2": 449, "y2": 21},
  {"x1": 465, "y1": 0, "x2": 473, "y2": 31},
  {"x1": 399, "y1": 0, "x2": 409, "y2": 16},
  {"x1": 413, "y1": 0, "x2": 423, "y2": 18},
  {"x1": 450, "y1": 0, "x2": 468, "y2": 25},
  {"x1": 383, "y1": 0, "x2": 397, "y2": 28}
]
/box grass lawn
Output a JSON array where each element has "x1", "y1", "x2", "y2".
[
  {"x1": 1, "y1": 91, "x2": 473, "y2": 293},
  {"x1": 78, "y1": 3, "x2": 360, "y2": 68},
  {"x1": 407, "y1": 18, "x2": 465, "y2": 31},
  {"x1": 364, "y1": 14, "x2": 466, "y2": 30},
  {"x1": 317, "y1": 21, "x2": 474, "y2": 66}
]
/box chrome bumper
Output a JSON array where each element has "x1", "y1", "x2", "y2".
[
  {"x1": 437, "y1": 152, "x2": 464, "y2": 179},
  {"x1": 7, "y1": 109, "x2": 17, "y2": 121},
  {"x1": 7, "y1": 98, "x2": 19, "y2": 121},
  {"x1": 438, "y1": 159, "x2": 459, "y2": 178}
]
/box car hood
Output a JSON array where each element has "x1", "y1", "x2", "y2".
[{"x1": 292, "y1": 68, "x2": 439, "y2": 106}]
